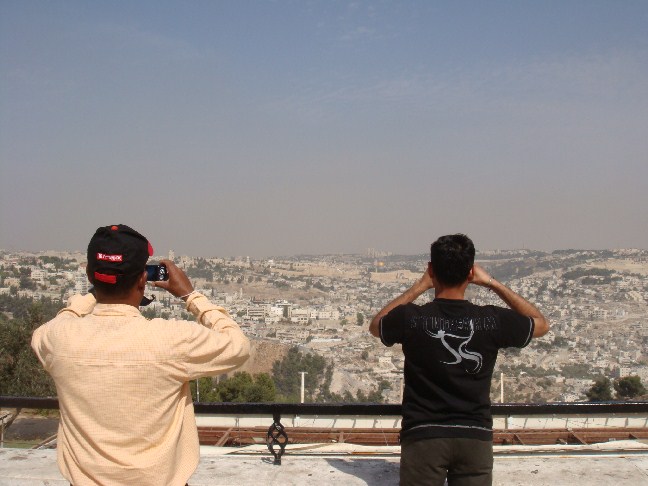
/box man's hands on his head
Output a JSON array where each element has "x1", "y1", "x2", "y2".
[
  {"x1": 420, "y1": 264, "x2": 435, "y2": 291},
  {"x1": 152, "y1": 260, "x2": 194, "y2": 298},
  {"x1": 470, "y1": 264, "x2": 493, "y2": 287}
]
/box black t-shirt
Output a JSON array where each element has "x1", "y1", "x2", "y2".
[{"x1": 380, "y1": 298, "x2": 534, "y2": 441}]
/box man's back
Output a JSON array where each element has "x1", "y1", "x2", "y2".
[
  {"x1": 380, "y1": 298, "x2": 533, "y2": 442},
  {"x1": 33, "y1": 293, "x2": 249, "y2": 486}
]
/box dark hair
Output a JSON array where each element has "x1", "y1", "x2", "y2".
[
  {"x1": 430, "y1": 234, "x2": 475, "y2": 286},
  {"x1": 91, "y1": 271, "x2": 142, "y2": 297}
]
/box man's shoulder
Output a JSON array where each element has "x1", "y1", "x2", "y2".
[
  {"x1": 382, "y1": 302, "x2": 431, "y2": 325},
  {"x1": 389, "y1": 302, "x2": 424, "y2": 316},
  {"x1": 34, "y1": 312, "x2": 81, "y2": 334}
]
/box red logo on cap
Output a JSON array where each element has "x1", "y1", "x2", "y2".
[{"x1": 97, "y1": 253, "x2": 123, "y2": 262}]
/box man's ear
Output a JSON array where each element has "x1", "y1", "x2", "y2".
[
  {"x1": 137, "y1": 271, "x2": 147, "y2": 290},
  {"x1": 427, "y1": 262, "x2": 434, "y2": 278},
  {"x1": 467, "y1": 266, "x2": 475, "y2": 282}
]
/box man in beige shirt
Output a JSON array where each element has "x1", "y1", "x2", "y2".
[{"x1": 32, "y1": 224, "x2": 250, "y2": 486}]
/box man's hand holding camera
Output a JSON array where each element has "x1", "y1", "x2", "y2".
[{"x1": 151, "y1": 259, "x2": 194, "y2": 300}]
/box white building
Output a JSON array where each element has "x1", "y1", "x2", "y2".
[
  {"x1": 74, "y1": 269, "x2": 90, "y2": 294},
  {"x1": 247, "y1": 303, "x2": 269, "y2": 320},
  {"x1": 290, "y1": 309, "x2": 310, "y2": 324}
]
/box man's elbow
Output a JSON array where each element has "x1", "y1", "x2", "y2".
[
  {"x1": 533, "y1": 317, "x2": 550, "y2": 338},
  {"x1": 237, "y1": 336, "x2": 251, "y2": 362},
  {"x1": 226, "y1": 332, "x2": 251, "y2": 368},
  {"x1": 369, "y1": 316, "x2": 381, "y2": 338},
  {"x1": 226, "y1": 344, "x2": 250, "y2": 373}
]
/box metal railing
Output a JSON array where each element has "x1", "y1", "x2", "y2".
[
  {"x1": 2, "y1": 396, "x2": 648, "y2": 464},
  {"x1": 4, "y1": 396, "x2": 648, "y2": 414}
]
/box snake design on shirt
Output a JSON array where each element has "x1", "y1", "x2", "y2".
[{"x1": 424, "y1": 319, "x2": 483, "y2": 374}]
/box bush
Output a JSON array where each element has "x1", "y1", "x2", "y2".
[
  {"x1": 614, "y1": 376, "x2": 646, "y2": 399},
  {"x1": 585, "y1": 377, "x2": 612, "y2": 401}
]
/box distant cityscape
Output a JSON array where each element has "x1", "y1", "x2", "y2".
[{"x1": 1, "y1": 247, "x2": 646, "y2": 404}]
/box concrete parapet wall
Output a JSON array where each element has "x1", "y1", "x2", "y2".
[
  {"x1": 196, "y1": 413, "x2": 648, "y2": 429},
  {"x1": 493, "y1": 414, "x2": 648, "y2": 429}
]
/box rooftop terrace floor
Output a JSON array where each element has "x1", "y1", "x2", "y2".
[{"x1": 1, "y1": 441, "x2": 647, "y2": 485}]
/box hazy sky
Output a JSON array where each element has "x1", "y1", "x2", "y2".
[{"x1": 1, "y1": 1, "x2": 647, "y2": 257}]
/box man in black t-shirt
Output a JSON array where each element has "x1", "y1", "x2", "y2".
[{"x1": 369, "y1": 234, "x2": 549, "y2": 486}]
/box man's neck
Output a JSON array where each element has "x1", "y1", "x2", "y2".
[
  {"x1": 95, "y1": 293, "x2": 142, "y2": 308},
  {"x1": 434, "y1": 284, "x2": 467, "y2": 300}
]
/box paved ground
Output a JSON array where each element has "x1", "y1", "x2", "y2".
[
  {"x1": 0, "y1": 442, "x2": 647, "y2": 485},
  {"x1": 2, "y1": 418, "x2": 59, "y2": 442}
]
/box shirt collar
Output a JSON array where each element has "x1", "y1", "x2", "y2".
[
  {"x1": 433, "y1": 298, "x2": 469, "y2": 304},
  {"x1": 93, "y1": 303, "x2": 142, "y2": 317}
]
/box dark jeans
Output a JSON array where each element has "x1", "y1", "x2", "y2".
[{"x1": 400, "y1": 437, "x2": 493, "y2": 486}]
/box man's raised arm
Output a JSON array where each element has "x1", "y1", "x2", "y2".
[
  {"x1": 369, "y1": 269, "x2": 434, "y2": 338},
  {"x1": 154, "y1": 259, "x2": 250, "y2": 375},
  {"x1": 470, "y1": 264, "x2": 550, "y2": 337}
]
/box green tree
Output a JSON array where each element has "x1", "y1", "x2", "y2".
[
  {"x1": 0, "y1": 303, "x2": 58, "y2": 396},
  {"x1": 141, "y1": 308, "x2": 157, "y2": 319},
  {"x1": 560, "y1": 363, "x2": 591, "y2": 379},
  {"x1": 614, "y1": 376, "x2": 646, "y2": 399},
  {"x1": 364, "y1": 387, "x2": 384, "y2": 403},
  {"x1": 377, "y1": 379, "x2": 391, "y2": 392},
  {"x1": 272, "y1": 347, "x2": 332, "y2": 402},
  {"x1": 328, "y1": 381, "x2": 390, "y2": 404},
  {"x1": 16, "y1": 267, "x2": 36, "y2": 291},
  {"x1": 192, "y1": 372, "x2": 277, "y2": 402},
  {"x1": 190, "y1": 377, "x2": 215, "y2": 401},
  {"x1": 241, "y1": 373, "x2": 276, "y2": 402},
  {"x1": 585, "y1": 377, "x2": 613, "y2": 401},
  {"x1": 356, "y1": 313, "x2": 364, "y2": 326}
]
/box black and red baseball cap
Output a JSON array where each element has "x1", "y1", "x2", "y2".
[{"x1": 87, "y1": 224, "x2": 153, "y2": 284}]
